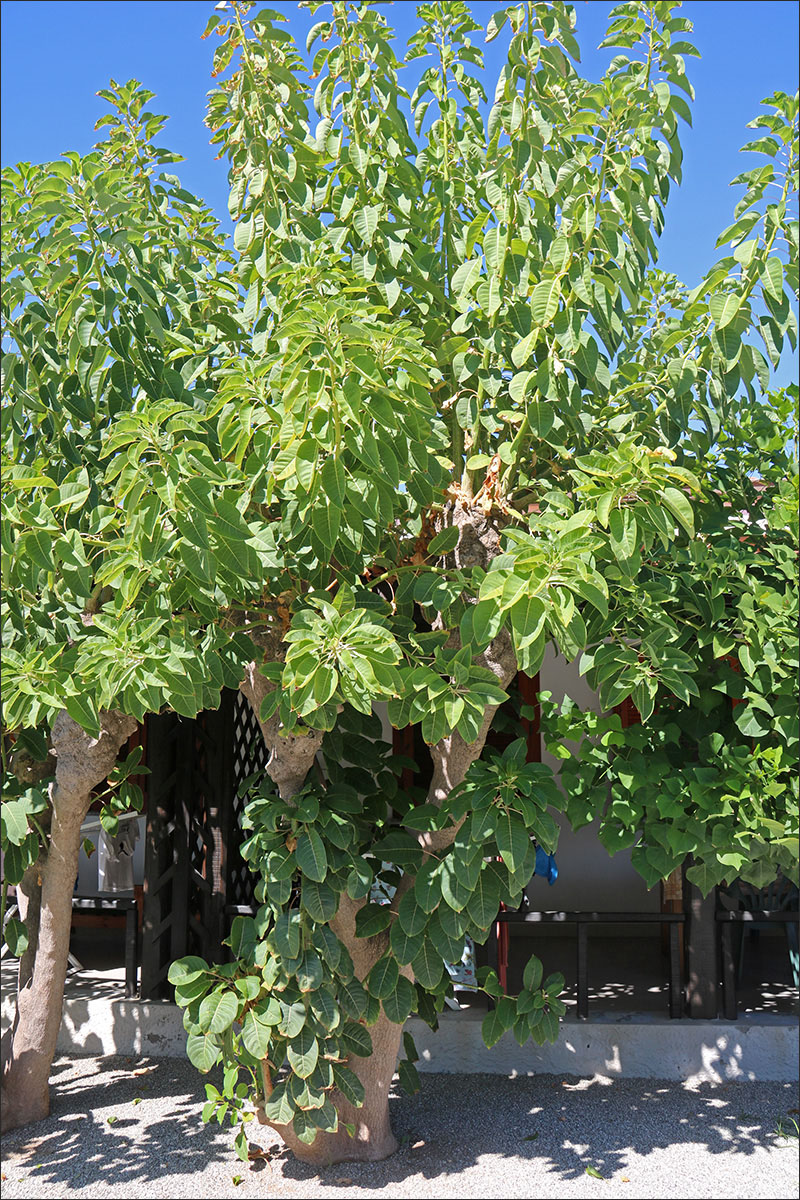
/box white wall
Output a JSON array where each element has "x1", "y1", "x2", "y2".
[
  {"x1": 75, "y1": 816, "x2": 146, "y2": 896},
  {"x1": 537, "y1": 644, "x2": 658, "y2": 913}
]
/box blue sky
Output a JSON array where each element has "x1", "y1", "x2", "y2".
[{"x1": 2, "y1": 0, "x2": 798, "y2": 381}]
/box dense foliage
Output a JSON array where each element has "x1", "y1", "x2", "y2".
[{"x1": 2, "y1": 0, "x2": 797, "y2": 1160}]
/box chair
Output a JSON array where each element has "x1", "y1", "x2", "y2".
[
  {"x1": 723, "y1": 876, "x2": 799, "y2": 988},
  {"x1": 717, "y1": 875, "x2": 799, "y2": 1019}
]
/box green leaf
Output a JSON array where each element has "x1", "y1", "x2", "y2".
[
  {"x1": 320, "y1": 456, "x2": 346, "y2": 509},
  {"x1": 427, "y1": 526, "x2": 460, "y2": 555},
  {"x1": 23, "y1": 529, "x2": 53, "y2": 572},
  {"x1": 371, "y1": 830, "x2": 423, "y2": 870},
  {"x1": 1, "y1": 799, "x2": 32, "y2": 846},
  {"x1": 661, "y1": 487, "x2": 695, "y2": 536},
  {"x1": 292, "y1": 1108, "x2": 318, "y2": 1144},
  {"x1": 511, "y1": 330, "x2": 538, "y2": 368},
  {"x1": 367, "y1": 954, "x2": 399, "y2": 1000},
  {"x1": 241, "y1": 1008, "x2": 273, "y2": 1059},
  {"x1": 761, "y1": 256, "x2": 784, "y2": 302},
  {"x1": 608, "y1": 508, "x2": 637, "y2": 561},
  {"x1": 198, "y1": 989, "x2": 239, "y2": 1034},
  {"x1": 333, "y1": 1064, "x2": 366, "y2": 1107},
  {"x1": 531, "y1": 278, "x2": 561, "y2": 326},
  {"x1": 354, "y1": 903, "x2": 392, "y2": 938},
  {"x1": 295, "y1": 828, "x2": 328, "y2": 883},
  {"x1": 382, "y1": 974, "x2": 416, "y2": 1024},
  {"x1": 468, "y1": 598, "x2": 503, "y2": 648},
  {"x1": 63, "y1": 692, "x2": 101, "y2": 738},
  {"x1": 227, "y1": 915, "x2": 257, "y2": 960},
  {"x1": 390, "y1": 921, "x2": 423, "y2": 965},
  {"x1": 509, "y1": 595, "x2": 546, "y2": 648},
  {"x1": 414, "y1": 859, "x2": 442, "y2": 912},
  {"x1": 3, "y1": 917, "x2": 28, "y2": 957},
  {"x1": 495, "y1": 810, "x2": 529, "y2": 874},
  {"x1": 302, "y1": 878, "x2": 339, "y2": 923},
  {"x1": 312, "y1": 502, "x2": 341, "y2": 552},
  {"x1": 441, "y1": 860, "x2": 472, "y2": 912},
  {"x1": 264, "y1": 1081, "x2": 294, "y2": 1125},
  {"x1": 234, "y1": 1128, "x2": 249, "y2": 1163},
  {"x1": 288, "y1": 1026, "x2": 319, "y2": 1079},
  {"x1": 485, "y1": 8, "x2": 508, "y2": 41},
  {"x1": 411, "y1": 939, "x2": 444, "y2": 990},
  {"x1": 466, "y1": 866, "x2": 501, "y2": 930},
  {"x1": 451, "y1": 258, "x2": 482, "y2": 299},
  {"x1": 522, "y1": 955, "x2": 543, "y2": 992},
  {"x1": 295, "y1": 441, "x2": 317, "y2": 490},
  {"x1": 278, "y1": 1000, "x2": 307, "y2": 1038},
  {"x1": 353, "y1": 204, "x2": 381, "y2": 244},
  {"x1": 710, "y1": 292, "x2": 741, "y2": 329},
  {"x1": 397, "y1": 1058, "x2": 421, "y2": 1095},
  {"x1": 339, "y1": 1021, "x2": 373, "y2": 1057},
  {"x1": 345, "y1": 857, "x2": 374, "y2": 900},
  {"x1": 168, "y1": 956, "x2": 210, "y2": 986},
  {"x1": 296, "y1": 950, "x2": 324, "y2": 993},
  {"x1": 338, "y1": 977, "x2": 369, "y2": 1020},
  {"x1": 310, "y1": 987, "x2": 339, "y2": 1030},
  {"x1": 274, "y1": 912, "x2": 301, "y2": 960},
  {"x1": 2, "y1": 833, "x2": 39, "y2": 884},
  {"x1": 234, "y1": 975, "x2": 261, "y2": 1002},
  {"x1": 482, "y1": 1008, "x2": 506, "y2": 1049},
  {"x1": 186, "y1": 1029, "x2": 222, "y2": 1073},
  {"x1": 397, "y1": 889, "x2": 429, "y2": 937},
  {"x1": 427, "y1": 909, "x2": 463, "y2": 964}
]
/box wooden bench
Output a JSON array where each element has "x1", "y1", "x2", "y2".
[
  {"x1": 71, "y1": 895, "x2": 139, "y2": 997},
  {"x1": 489, "y1": 910, "x2": 686, "y2": 1019}
]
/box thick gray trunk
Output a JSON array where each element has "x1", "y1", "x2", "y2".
[
  {"x1": 241, "y1": 668, "x2": 398, "y2": 1165},
  {"x1": 257, "y1": 896, "x2": 403, "y2": 1165},
  {"x1": 1, "y1": 710, "x2": 137, "y2": 1132},
  {"x1": 241, "y1": 502, "x2": 516, "y2": 1163},
  {"x1": 239, "y1": 662, "x2": 324, "y2": 800}
]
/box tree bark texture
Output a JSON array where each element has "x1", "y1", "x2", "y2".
[
  {"x1": 257, "y1": 896, "x2": 405, "y2": 1165},
  {"x1": 1, "y1": 710, "x2": 137, "y2": 1132}
]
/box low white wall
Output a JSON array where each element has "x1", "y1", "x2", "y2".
[{"x1": 2, "y1": 992, "x2": 793, "y2": 1083}]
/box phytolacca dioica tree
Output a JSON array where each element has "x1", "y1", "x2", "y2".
[
  {"x1": 1, "y1": 80, "x2": 245, "y2": 1129},
  {"x1": 3, "y1": 0, "x2": 797, "y2": 1165}
]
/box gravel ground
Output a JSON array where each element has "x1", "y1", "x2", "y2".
[{"x1": 1, "y1": 1056, "x2": 798, "y2": 1200}]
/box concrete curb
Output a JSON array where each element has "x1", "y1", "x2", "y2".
[{"x1": 3, "y1": 995, "x2": 796, "y2": 1084}]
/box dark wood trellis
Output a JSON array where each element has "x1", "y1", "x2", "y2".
[{"x1": 140, "y1": 688, "x2": 268, "y2": 999}]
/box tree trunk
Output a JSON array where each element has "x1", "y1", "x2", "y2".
[
  {"x1": 257, "y1": 897, "x2": 404, "y2": 1166},
  {"x1": 1, "y1": 710, "x2": 137, "y2": 1132},
  {"x1": 258, "y1": 1009, "x2": 403, "y2": 1164},
  {"x1": 241, "y1": 668, "x2": 404, "y2": 1165},
  {"x1": 239, "y1": 503, "x2": 519, "y2": 1164}
]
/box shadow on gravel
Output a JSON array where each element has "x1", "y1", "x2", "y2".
[
  {"x1": 1, "y1": 1058, "x2": 229, "y2": 1192},
  {"x1": 276, "y1": 1074, "x2": 799, "y2": 1189},
  {"x1": 1, "y1": 1063, "x2": 797, "y2": 1192}
]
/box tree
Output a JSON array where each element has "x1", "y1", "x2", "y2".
[{"x1": 2, "y1": 0, "x2": 797, "y2": 1164}]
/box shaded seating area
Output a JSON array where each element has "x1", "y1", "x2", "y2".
[
  {"x1": 70, "y1": 895, "x2": 139, "y2": 998},
  {"x1": 489, "y1": 909, "x2": 686, "y2": 1019},
  {"x1": 717, "y1": 877, "x2": 799, "y2": 1020},
  {"x1": 17, "y1": 692, "x2": 793, "y2": 1028}
]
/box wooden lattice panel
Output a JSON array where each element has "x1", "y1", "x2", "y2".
[
  {"x1": 140, "y1": 690, "x2": 268, "y2": 998},
  {"x1": 227, "y1": 690, "x2": 269, "y2": 911}
]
